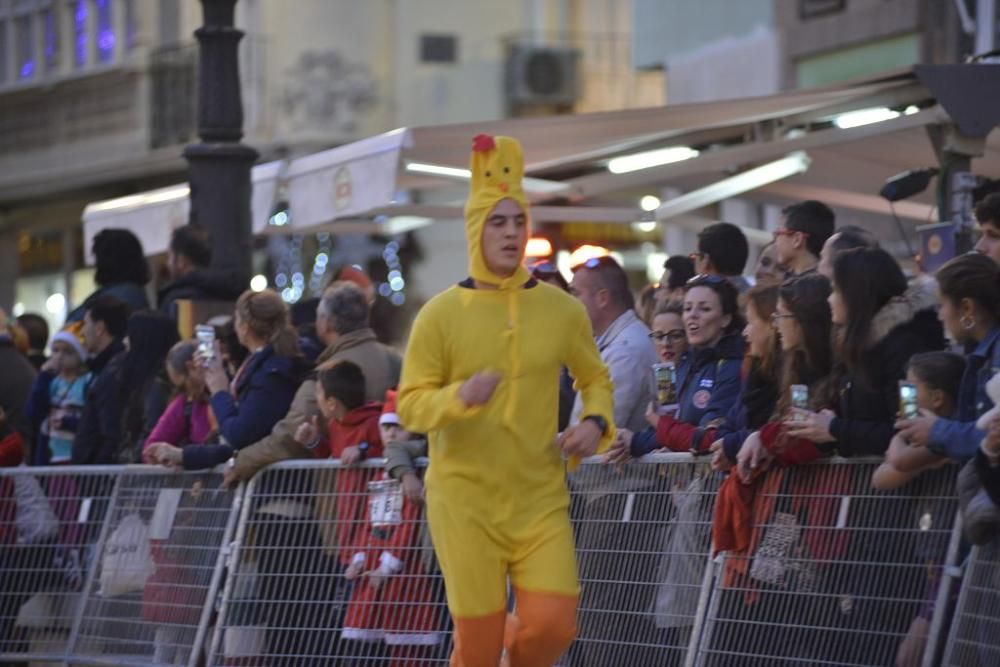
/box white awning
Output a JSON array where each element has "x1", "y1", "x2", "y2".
[
  {"x1": 81, "y1": 66, "x2": 1000, "y2": 254},
  {"x1": 82, "y1": 161, "x2": 283, "y2": 265}
]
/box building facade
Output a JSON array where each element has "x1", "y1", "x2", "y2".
[{"x1": 0, "y1": 0, "x2": 656, "y2": 330}]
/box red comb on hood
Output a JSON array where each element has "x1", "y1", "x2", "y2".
[{"x1": 472, "y1": 134, "x2": 496, "y2": 152}]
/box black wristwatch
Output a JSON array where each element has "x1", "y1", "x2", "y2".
[
  {"x1": 358, "y1": 442, "x2": 370, "y2": 460},
  {"x1": 582, "y1": 415, "x2": 609, "y2": 436}
]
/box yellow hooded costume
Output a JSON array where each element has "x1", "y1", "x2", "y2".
[{"x1": 398, "y1": 135, "x2": 614, "y2": 666}]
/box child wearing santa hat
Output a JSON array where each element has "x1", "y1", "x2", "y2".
[
  {"x1": 26, "y1": 329, "x2": 92, "y2": 465},
  {"x1": 328, "y1": 390, "x2": 443, "y2": 666}
]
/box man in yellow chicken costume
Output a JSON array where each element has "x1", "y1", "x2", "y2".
[{"x1": 398, "y1": 134, "x2": 615, "y2": 667}]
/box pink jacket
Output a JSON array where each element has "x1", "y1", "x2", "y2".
[{"x1": 143, "y1": 395, "x2": 213, "y2": 454}]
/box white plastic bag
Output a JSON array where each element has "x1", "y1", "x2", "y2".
[
  {"x1": 99, "y1": 513, "x2": 154, "y2": 597},
  {"x1": 13, "y1": 468, "x2": 59, "y2": 545}
]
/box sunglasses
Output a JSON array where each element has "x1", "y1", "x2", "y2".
[
  {"x1": 773, "y1": 228, "x2": 809, "y2": 240},
  {"x1": 573, "y1": 255, "x2": 617, "y2": 271},
  {"x1": 649, "y1": 330, "x2": 686, "y2": 344},
  {"x1": 531, "y1": 261, "x2": 560, "y2": 277},
  {"x1": 686, "y1": 273, "x2": 727, "y2": 286}
]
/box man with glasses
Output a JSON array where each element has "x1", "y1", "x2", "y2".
[
  {"x1": 569, "y1": 255, "x2": 659, "y2": 433},
  {"x1": 773, "y1": 200, "x2": 836, "y2": 277}
]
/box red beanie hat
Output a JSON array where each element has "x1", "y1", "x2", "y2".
[
  {"x1": 338, "y1": 266, "x2": 373, "y2": 291},
  {"x1": 379, "y1": 389, "x2": 399, "y2": 427}
]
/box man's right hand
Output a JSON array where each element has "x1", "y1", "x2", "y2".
[{"x1": 458, "y1": 372, "x2": 501, "y2": 407}]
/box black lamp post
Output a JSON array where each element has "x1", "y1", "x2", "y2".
[{"x1": 184, "y1": 0, "x2": 258, "y2": 283}]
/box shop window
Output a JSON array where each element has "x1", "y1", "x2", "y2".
[
  {"x1": 124, "y1": 0, "x2": 136, "y2": 49},
  {"x1": 43, "y1": 8, "x2": 59, "y2": 72},
  {"x1": 95, "y1": 0, "x2": 114, "y2": 63},
  {"x1": 74, "y1": 0, "x2": 88, "y2": 68},
  {"x1": 16, "y1": 15, "x2": 34, "y2": 79},
  {"x1": 799, "y1": 0, "x2": 847, "y2": 20},
  {"x1": 0, "y1": 22, "x2": 7, "y2": 83}
]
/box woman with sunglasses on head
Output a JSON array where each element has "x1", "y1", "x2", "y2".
[{"x1": 608, "y1": 274, "x2": 745, "y2": 460}]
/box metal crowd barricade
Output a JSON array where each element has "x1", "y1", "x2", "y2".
[
  {"x1": 0, "y1": 466, "x2": 119, "y2": 663},
  {"x1": 567, "y1": 453, "x2": 721, "y2": 667},
  {"x1": 207, "y1": 459, "x2": 451, "y2": 666},
  {"x1": 0, "y1": 465, "x2": 240, "y2": 667},
  {"x1": 694, "y1": 459, "x2": 962, "y2": 667},
  {"x1": 942, "y1": 540, "x2": 1000, "y2": 666},
  {"x1": 8, "y1": 456, "x2": 1000, "y2": 666}
]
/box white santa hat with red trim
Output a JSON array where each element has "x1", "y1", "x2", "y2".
[
  {"x1": 379, "y1": 389, "x2": 400, "y2": 426},
  {"x1": 51, "y1": 330, "x2": 88, "y2": 362}
]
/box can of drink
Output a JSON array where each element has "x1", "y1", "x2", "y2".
[
  {"x1": 790, "y1": 384, "x2": 809, "y2": 420},
  {"x1": 652, "y1": 362, "x2": 678, "y2": 414}
]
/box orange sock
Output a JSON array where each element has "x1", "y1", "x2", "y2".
[
  {"x1": 507, "y1": 589, "x2": 578, "y2": 667},
  {"x1": 450, "y1": 610, "x2": 506, "y2": 667}
]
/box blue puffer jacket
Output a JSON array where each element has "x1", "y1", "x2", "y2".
[
  {"x1": 184, "y1": 344, "x2": 304, "y2": 469},
  {"x1": 674, "y1": 333, "x2": 745, "y2": 425},
  {"x1": 632, "y1": 333, "x2": 745, "y2": 456}
]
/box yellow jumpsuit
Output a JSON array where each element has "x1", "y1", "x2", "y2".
[{"x1": 398, "y1": 135, "x2": 614, "y2": 667}]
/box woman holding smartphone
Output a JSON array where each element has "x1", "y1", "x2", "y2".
[
  {"x1": 146, "y1": 290, "x2": 305, "y2": 469},
  {"x1": 751, "y1": 248, "x2": 943, "y2": 666},
  {"x1": 895, "y1": 253, "x2": 1000, "y2": 461},
  {"x1": 778, "y1": 247, "x2": 944, "y2": 456}
]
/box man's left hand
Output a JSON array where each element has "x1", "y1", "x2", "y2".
[
  {"x1": 559, "y1": 420, "x2": 604, "y2": 459},
  {"x1": 895, "y1": 411, "x2": 938, "y2": 448}
]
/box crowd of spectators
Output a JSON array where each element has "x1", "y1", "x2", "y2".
[{"x1": 5, "y1": 192, "x2": 1000, "y2": 664}]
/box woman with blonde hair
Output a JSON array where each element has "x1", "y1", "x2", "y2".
[{"x1": 148, "y1": 289, "x2": 305, "y2": 470}]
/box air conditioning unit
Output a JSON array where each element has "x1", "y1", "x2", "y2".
[{"x1": 506, "y1": 45, "x2": 581, "y2": 107}]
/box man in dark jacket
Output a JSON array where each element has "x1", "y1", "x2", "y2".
[
  {"x1": 158, "y1": 225, "x2": 246, "y2": 319},
  {"x1": 0, "y1": 308, "x2": 37, "y2": 441},
  {"x1": 72, "y1": 295, "x2": 129, "y2": 465}
]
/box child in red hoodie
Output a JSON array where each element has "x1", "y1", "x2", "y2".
[
  {"x1": 294, "y1": 361, "x2": 384, "y2": 578},
  {"x1": 339, "y1": 392, "x2": 443, "y2": 667}
]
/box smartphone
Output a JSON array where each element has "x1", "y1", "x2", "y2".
[
  {"x1": 899, "y1": 381, "x2": 919, "y2": 420},
  {"x1": 790, "y1": 384, "x2": 809, "y2": 421},
  {"x1": 195, "y1": 325, "x2": 216, "y2": 365}
]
